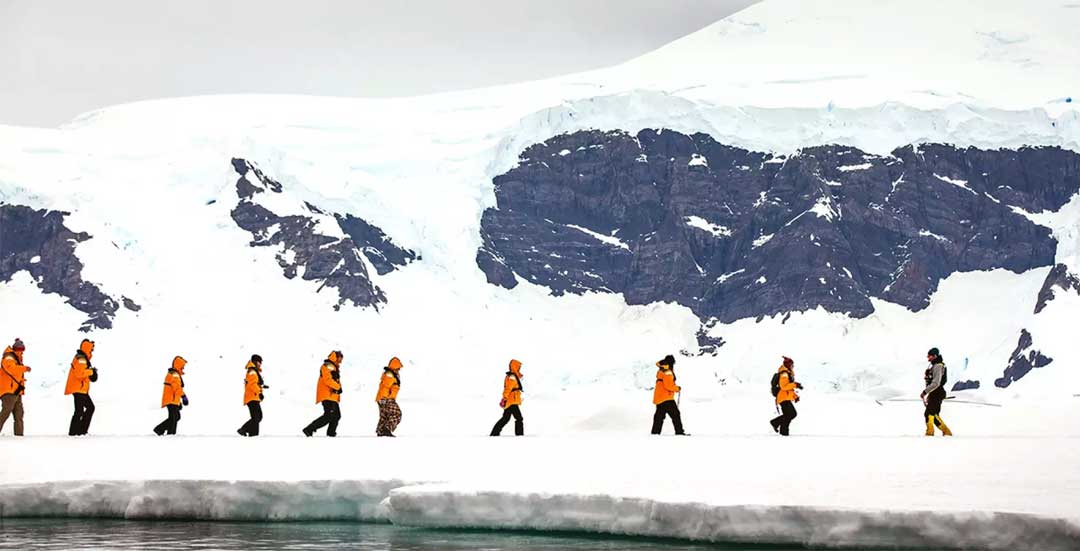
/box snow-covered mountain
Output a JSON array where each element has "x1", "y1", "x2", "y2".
[{"x1": 1, "y1": 0, "x2": 1080, "y2": 440}]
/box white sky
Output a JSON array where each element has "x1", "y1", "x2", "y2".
[{"x1": 0, "y1": 0, "x2": 757, "y2": 127}]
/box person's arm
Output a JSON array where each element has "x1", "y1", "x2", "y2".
[
  {"x1": 662, "y1": 372, "x2": 681, "y2": 393},
  {"x1": 780, "y1": 373, "x2": 798, "y2": 391},
  {"x1": 246, "y1": 371, "x2": 260, "y2": 394},
  {"x1": 923, "y1": 364, "x2": 944, "y2": 395},
  {"x1": 321, "y1": 366, "x2": 342, "y2": 391},
  {"x1": 75, "y1": 358, "x2": 94, "y2": 380}
]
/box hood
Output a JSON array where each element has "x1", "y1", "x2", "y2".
[
  {"x1": 508, "y1": 359, "x2": 522, "y2": 376},
  {"x1": 79, "y1": 339, "x2": 95, "y2": 359},
  {"x1": 245, "y1": 360, "x2": 259, "y2": 371},
  {"x1": 778, "y1": 365, "x2": 792, "y2": 375},
  {"x1": 327, "y1": 351, "x2": 343, "y2": 366},
  {"x1": 3, "y1": 346, "x2": 22, "y2": 363},
  {"x1": 172, "y1": 356, "x2": 187, "y2": 374},
  {"x1": 387, "y1": 356, "x2": 403, "y2": 370}
]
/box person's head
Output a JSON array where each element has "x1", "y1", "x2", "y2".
[
  {"x1": 80, "y1": 339, "x2": 95, "y2": 357},
  {"x1": 172, "y1": 356, "x2": 187, "y2": 373},
  {"x1": 250, "y1": 354, "x2": 263, "y2": 368},
  {"x1": 509, "y1": 359, "x2": 522, "y2": 376},
  {"x1": 656, "y1": 354, "x2": 676, "y2": 369},
  {"x1": 12, "y1": 338, "x2": 25, "y2": 353},
  {"x1": 387, "y1": 357, "x2": 403, "y2": 371},
  {"x1": 327, "y1": 350, "x2": 343, "y2": 366},
  {"x1": 782, "y1": 356, "x2": 794, "y2": 369},
  {"x1": 927, "y1": 347, "x2": 941, "y2": 363}
]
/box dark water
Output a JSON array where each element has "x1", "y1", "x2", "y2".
[{"x1": 0, "y1": 519, "x2": 817, "y2": 550}]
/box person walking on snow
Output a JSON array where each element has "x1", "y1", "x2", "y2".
[
  {"x1": 153, "y1": 356, "x2": 188, "y2": 435},
  {"x1": 0, "y1": 338, "x2": 30, "y2": 436},
  {"x1": 303, "y1": 351, "x2": 343, "y2": 437},
  {"x1": 651, "y1": 355, "x2": 686, "y2": 435},
  {"x1": 922, "y1": 347, "x2": 953, "y2": 436},
  {"x1": 65, "y1": 339, "x2": 99, "y2": 436},
  {"x1": 770, "y1": 356, "x2": 802, "y2": 436},
  {"x1": 490, "y1": 359, "x2": 525, "y2": 436},
  {"x1": 375, "y1": 357, "x2": 403, "y2": 437},
  {"x1": 238, "y1": 354, "x2": 267, "y2": 436}
]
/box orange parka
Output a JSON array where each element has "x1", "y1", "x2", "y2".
[
  {"x1": 652, "y1": 363, "x2": 681, "y2": 405},
  {"x1": 775, "y1": 366, "x2": 798, "y2": 405},
  {"x1": 315, "y1": 352, "x2": 342, "y2": 403},
  {"x1": 375, "y1": 357, "x2": 403, "y2": 402},
  {"x1": 501, "y1": 359, "x2": 524, "y2": 408},
  {"x1": 65, "y1": 340, "x2": 96, "y2": 395},
  {"x1": 243, "y1": 361, "x2": 264, "y2": 405},
  {"x1": 0, "y1": 347, "x2": 29, "y2": 397},
  {"x1": 161, "y1": 356, "x2": 187, "y2": 407}
]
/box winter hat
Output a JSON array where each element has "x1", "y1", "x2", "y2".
[
  {"x1": 927, "y1": 347, "x2": 940, "y2": 357},
  {"x1": 782, "y1": 356, "x2": 794, "y2": 368},
  {"x1": 657, "y1": 354, "x2": 676, "y2": 368},
  {"x1": 12, "y1": 338, "x2": 25, "y2": 351},
  {"x1": 250, "y1": 354, "x2": 263, "y2": 364}
]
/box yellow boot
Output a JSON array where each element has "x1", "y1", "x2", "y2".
[
  {"x1": 925, "y1": 416, "x2": 936, "y2": 436},
  {"x1": 937, "y1": 417, "x2": 953, "y2": 437}
]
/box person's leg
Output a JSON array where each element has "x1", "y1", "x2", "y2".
[
  {"x1": 305, "y1": 401, "x2": 334, "y2": 435},
  {"x1": 12, "y1": 395, "x2": 24, "y2": 436},
  {"x1": 651, "y1": 404, "x2": 665, "y2": 434},
  {"x1": 79, "y1": 394, "x2": 95, "y2": 435},
  {"x1": 778, "y1": 401, "x2": 796, "y2": 436},
  {"x1": 927, "y1": 390, "x2": 949, "y2": 436},
  {"x1": 69, "y1": 395, "x2": 82, "y2": 436},
  {"x1": 153, "y1": 408, "x2": 169, "y2": 435},
  {"x1": 166, "y1": 404, "x2": 181, "y2": 435},
  {"x1": 0, "y1": 394, "x2": 14, "y2": 433},
  {"x1": 667, "y1": 402, "x2": 685, "y2": 435},
  {"x1": 511, "y1": 405, "x2": 524, "y2": 436},
  {"x1": 386, "y1": 400, "x2": 401, "y2": 434},
  {"x1": 326, "y1": 401, "x2": 340, "y2": 437},
  {"x1": 490, "y1": 408, "x2": 513, "y2": 436},
  {"x1": 249, "y1": 402, "x2": 262, "y2": 436}
]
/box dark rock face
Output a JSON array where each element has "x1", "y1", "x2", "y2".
[
  {"x1": 0, "y1": 204, "x2": 130, "y2": 331},
  {"x1": 995, "y1": 329, "x2": 1053, "y2": 388},
  {"x1": 1034, "y1": 263, "x2": 1080, "y2": 314},
  {"x1": 229, "y1": 159, "x2": 417, "y2": 310},
  {"x1": 477, "y1": 130, "x2": 1080, "y2": 323},
  {"x1": 951, "y1": 380, "x2": 981, "y2": 392}
]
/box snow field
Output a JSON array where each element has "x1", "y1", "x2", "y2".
[{"x1": 2, "y1": 424, "x2": 1079, "y2": 549}]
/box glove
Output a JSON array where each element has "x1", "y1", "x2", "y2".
[
  {"x1": 795, "y1": 383, "x2": 804, "y2": 390},
  {"x1": 258, "y1": 393, "x2": 264, "y2": 401},
  {"x1": 181, "y1": 395, "x2": 189, "y2": 406},
  {"x1": 675, "y1": 386, "x2": 682, "y2": 393},
  {"x1": 89, "y1": 368, "x2": 99, "y2": 382},
  {"x1": 332, "y1": 389, "x2": 342, "y2": 395},
  {"x1": 499, "y1": 399, "x2": 507, "y2": 408}
]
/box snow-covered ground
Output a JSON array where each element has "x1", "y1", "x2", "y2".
[
  {"x1": 2, "y1": 0, "x2": 1080, "y2": 548},
  {"x1": 2, "y1": 404, "x2": 1079, "y2": 550}
]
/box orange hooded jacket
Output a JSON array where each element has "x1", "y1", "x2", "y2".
[
  {"x1": 243, "y1": 361, "x2": 264, "y2": 405},
  {"x1": 161, "y1": 356, "x2": 187, "y2": 407},
  {"x1": 1, "y1": 347, "x2": 29, "y2": 397},
  {"x1": 375, "y1": 357, "x2": 402, "y2": 401},
  {"x1": 775, "y1": 366, "x2": 798, "y2": 405},
  {"x1": 65, "y1": 340, "x2": 96, "y2": 395},
  {"x1": 652, "y1": 363, "x2": 681, "y2": 405},
  {"x1": 501, "y1": 359, "x2": 523, "y2": 408},
  {"x1": 315, "y1": 351, "x2": 342, "y2": 403}
]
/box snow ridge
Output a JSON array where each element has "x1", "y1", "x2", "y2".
[{"x1": 4, "y1": 479, "x2": 1077, "y2": 550}]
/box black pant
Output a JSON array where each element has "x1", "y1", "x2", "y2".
[
  {"x1": 490, "y1": 405, "x2": 524, "y2": 436},
  {"x1": 68, "y1": 393, "x2": 95, "y2": 436},
  {"x1": 154, "y1": 404, "x2": 181, "y2": 435},
  {"x1": 305, "y1": 400, "x2": 341, "y2": 437},
  {"x1": 924, "y1": 388, "x2": 947, "y2": 422},
  {"x1": 771, "y1": 400, "x2": 798, "y2": 436},
  {"x1": 651, "y1": 400, "x2": 685, "y2": 435},
  {"x1": 238, "y1": 401, "x2": 263, "y2": 436}
]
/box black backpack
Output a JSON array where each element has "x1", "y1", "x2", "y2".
[{"x1": 771, "y1": 370, "x2": 793, "y2": 397}]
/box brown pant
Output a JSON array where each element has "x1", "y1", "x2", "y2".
[{"x1": 0, "y1": 393, "x2": 25, "y2": 436}]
